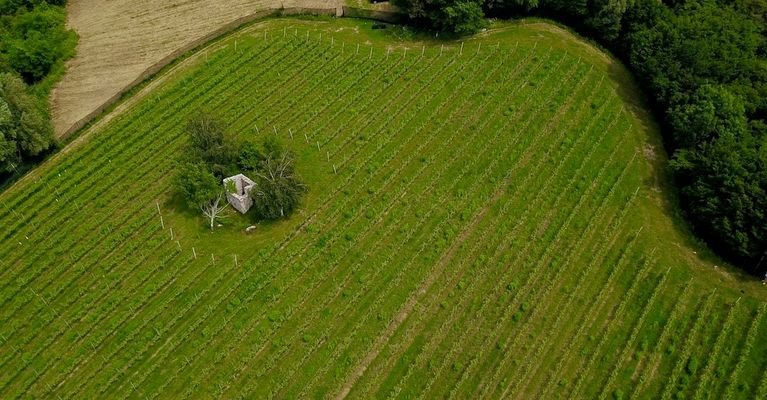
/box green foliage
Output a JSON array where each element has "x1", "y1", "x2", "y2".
[
  {"x1": 392, "y1": 0, "x2": 486, "y2": 35},
  {"x1": 1, "y1": 22, "x2": 765, "y2": 398},
  {"x1": 411, "y1": 0, "x2": 767, "y2": 275},
  {"x1": 174, "y1": 161, "x2": 221, "y2": 209},
  {"x1": 185, "y1": 112, "x2": 237, "y2": 178},
  {"x1": 685, "y1": 356, "x2": 699, "y2": 375},
  {"x1": 179, "y1": 113, "x2": 306, "y2": 221},
  {"x1": 0, "y1": 72, "x2": 55, "y2": 174},
  {"x1": 0, "y1": 2, "x2": 76, "y2": 83},
  {"x1": 249, "y1": 147, "x2": 307, "y2": 220}
]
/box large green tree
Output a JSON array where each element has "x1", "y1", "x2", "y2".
[
  {"x1": 186, "y1": 112, "x2": 237, "y2": 178},
  {"x1": 0, "y1": 72, "x2": 55, "y2": 174},
  {"x1": 250, "y1": 150, "x2": 306, "y2": 220},
  {"x1": 392, "y1": 0, "x2": 486, "y2": 35}
]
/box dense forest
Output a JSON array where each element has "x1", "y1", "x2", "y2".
[
  {"x1": 0, "y1": 0, "x2": 76, "y2": 183},
  {"x1": 393, "y1": 0, "x2": 767, "y2": 277}
]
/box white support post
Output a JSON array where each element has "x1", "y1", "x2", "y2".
[
  {"x1": 160, "y1": 215, "x2": 164, "y2": 229},
  {"x1": 333, "y1": 165, "x2": 337, "y2": 174},
  {"x1": 421, "y1": 45, "x2": 425, "y2": 57},
  {"x1": 235, "y1": 255, "x2": 239, "y2": 267},
  {"x1": 356, "y1": 44, "x2": 360, "y2": 54},
  {"x1": 304, "y1": 132, "x2": 309, "y2": 143},
  {"x1": 460, "y1": 42, "x2": 464, "y2": 55},
  {"x1": 255, "y1": 124, "x2": 259, "y2": 134},
  {"x1": 273, "y1": 126, "x2": 277, "y2": 134},
  {"x1": 289, "y1": 128, "x2": 294, "y2": 140},
  {"x1": 316, "y1": 141, "x2": 321, "y2": 151},
  {"x1": 440, "y1": 44, "x2": 444, "y2": 56},
  {"x1": 326, "y1": 151, "x2": 330, "y2": 162},
  {"x1": 369, "y1": 46, "x2": 373, "y2": 59},
  {"x1": 170, "y1": 228, "x2": 174, "y2": 240},
  {"x1": 192, "y1": 247, "x2": 197, "y2": 259}
]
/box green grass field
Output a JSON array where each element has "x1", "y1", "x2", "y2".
[{"x1": 1, "y1": 17, "x2": 766, "y2": 399}]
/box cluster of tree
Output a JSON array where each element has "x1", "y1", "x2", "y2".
[
  {"x1": 175, "y1": 112, "x2": 306, "y2": 229},
  {"x1": 0, "y1": 0, "x2": 75, "y2": 187},
  {"x1": 0, "y1": 0, "x2": 76, "y2": 84},
  {"x1": 393, "y1": 0, "x2": 767, "y2": 276},
  {"x1": 0, "y1": 72, "x2": 55, "y2": 175}
]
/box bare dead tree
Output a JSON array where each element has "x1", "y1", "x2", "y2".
[{"x1": 201, "y1": 194, "x2": 228, "y2": 230}]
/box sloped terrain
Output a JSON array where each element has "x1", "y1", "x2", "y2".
[{"x1": 2, "y1": 18, "x2": 766, "y2": 399}]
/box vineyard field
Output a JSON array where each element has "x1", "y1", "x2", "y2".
[{"x1": 1, "y1": 18, "x2": 766, "y2": 399}]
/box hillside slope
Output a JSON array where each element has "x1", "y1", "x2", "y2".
[{"x1": 3, "y1": 18, "x2": 766, "y2": 399}]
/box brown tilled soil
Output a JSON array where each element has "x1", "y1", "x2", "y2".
[{"x1": 51, "y1": 0, "x2": 340, "y2": 138}]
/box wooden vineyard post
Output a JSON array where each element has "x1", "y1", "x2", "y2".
[
  {"x1": 460, "y1": 41, "x2": 464, "y2": 56},
  {"x1": 192, "y1": 247, "x2": 197, "y2": 259},
  {"x1": 440, "y1": 44, "x2": 444, "y2": 56}
]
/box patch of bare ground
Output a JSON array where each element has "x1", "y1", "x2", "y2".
[{"x1": 52, "y1": 0, "x2": 340, "y2": 138}]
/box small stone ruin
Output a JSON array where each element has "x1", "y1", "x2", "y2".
[{"x1": 223, "y1": 174, "x2": 256, "y2": 214}]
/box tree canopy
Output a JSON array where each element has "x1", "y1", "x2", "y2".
[
  {"x1": 248, "y1": 144, "x2": 306, "y2": 220},
  {"x1": 176, "y1": 112, "x2": 306, "y2": 225},
  {"x1": 0, "y1": 72, "x2": 55, "y2": 174},
  {"x1": 0, "y1": 0, "x2": 74, "y2": 188}
]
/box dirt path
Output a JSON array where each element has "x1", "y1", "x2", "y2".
[
  {"x1": 51, "y1": 0, "x2": 340, "y2": 138},
  {"x1": 334, "y1": 177, "x2": 509, "y2": 399}
]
